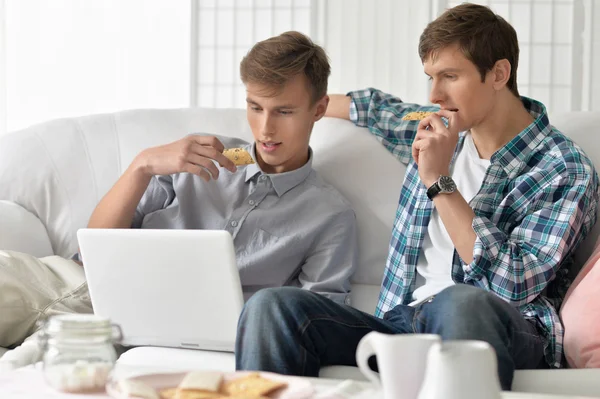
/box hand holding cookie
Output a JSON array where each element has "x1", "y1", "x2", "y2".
[
  {"x1": 412, "y1": 110, "x2": 460, "y2": 187},
  {"x1": 135, "y1": 135, "x2": 237, "y2": 182}
]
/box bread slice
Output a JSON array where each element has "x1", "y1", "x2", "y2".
[
  {"x1": 172, "y1": 371, "x2": 224, "y2": 399},
  {"x1": 117, "y1": 379, "x2": 160, "y2": 399}
]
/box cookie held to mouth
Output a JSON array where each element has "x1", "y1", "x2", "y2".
[
  {"x1": 401, "y1": 111, "x2": 435, "y2": 121},
  {"x1": 223, "y1": 148, "x2": 255, "y2": 166}
]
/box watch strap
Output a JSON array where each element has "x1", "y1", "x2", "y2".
[{"x1": 426, "y1": 181, "x2": 441, "y2": 200}]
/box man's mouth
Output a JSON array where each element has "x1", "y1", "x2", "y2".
[{"x1": 260, "y1": 141, "x2": 282, "y2": 153}]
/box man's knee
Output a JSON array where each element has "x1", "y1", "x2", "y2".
[
  {"x1": 435, "y1": 284, "x2": 498, "y2": 314},
  {"x1": 245, "y1": 287, "x2": 308, "y2": 310},
  {"x1": 424, "y1": 285, "x2": 507, "y2": 335},
  {"x1": 241, "y1": 287, "x2": 311, "y2": 323}
]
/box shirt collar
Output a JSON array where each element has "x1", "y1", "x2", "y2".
[
  {"x1": 244, "y1": 143, "x2": 313, "y2": 197},
  {"x1": 488, "y1": 97, "x2": 551, "y2": 178}
]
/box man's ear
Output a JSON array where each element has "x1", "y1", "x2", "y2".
[
  {"x1": 314, "y1": 95, "x2": 330, "y2": 122},
  {"x1": 492, "y1": 59, "x2": 511, "y2": 91}
]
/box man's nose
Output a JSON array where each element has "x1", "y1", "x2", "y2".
[
  {"x1": 429, "y1": 81, "x2": 444, "y2": 105},
  {"x1": 261, "y1": 114, "x2": 275, "y2": 136}
]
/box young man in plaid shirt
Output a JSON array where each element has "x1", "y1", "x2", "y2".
[{"x1": 235, "y1": 3, "x2": 598, "y2": 390}]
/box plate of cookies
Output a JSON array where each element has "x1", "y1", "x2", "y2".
[{"x1": 107, "y1": 370, "x2": 315, "y2": 399}]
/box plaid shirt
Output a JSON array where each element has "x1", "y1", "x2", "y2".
[{"x1": 349, "y1": 88, "x2": 599, "y2": 368}]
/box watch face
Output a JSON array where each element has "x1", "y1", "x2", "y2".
[{"x1": 438, "y1": 176, "x2": 456, "y2": 193}]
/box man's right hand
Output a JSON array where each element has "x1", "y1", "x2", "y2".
[{"x1": 134, "y1": 135, "x2": 237, "y2": 181}]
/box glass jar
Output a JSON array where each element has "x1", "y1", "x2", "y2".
[{"x1": 39, "y1": 314, "x2": 122, "y2": 393}]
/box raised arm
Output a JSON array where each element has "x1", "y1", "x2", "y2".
[
  {"x1": 325, "y1": 94, "x2": 352, "y2": 120},
  {"x1": 346, "y1": 88, "x2": 439, "y2": 165},
  {"x1": 88, "y1": 135, "x2": 236, "y2": 229},
  {"x1": 87, "y1": 161, "x2": 154, "y2": 229}
]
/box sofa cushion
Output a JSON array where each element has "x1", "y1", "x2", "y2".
[
  {"x1": 310, "y1": 118, "x2": 405, "y2": 290},
  {"x1": 551, "y1": 111, "x2": 600, "y2": 273},
  {"x1": 0, "y1": 201, "x2": 53, "y2": 258},
  {"x1": 561, "y1": 237, "x2": 600, "y2": 368}
]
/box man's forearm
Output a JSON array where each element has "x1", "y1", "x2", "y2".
[
  {"x1": 324, "y1": 94, "x2": 351, "y2": 120},
  {"x1": 433, "y1": 191, "x2": 477, "y2": 264},
  {"x1": 87, "y1": 158, "x2": 152, "y2": 229}
]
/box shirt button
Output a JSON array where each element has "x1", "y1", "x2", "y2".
[
  {"x1": 230, "y1": 221, "x2": 238, "y2": 227},
  {"x1": 259, "y1": 175, "x2": 267, "y2": 181},
  {"x1": 344, "y1": 296, "x2": 351, "y2": 306},
  {"x1": 249, "y1": 200, "x2": 255, "y2": 206}
]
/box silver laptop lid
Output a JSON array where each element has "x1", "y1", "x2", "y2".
[{"x1": 77, "y1": 228, "x2": 244, "y2": 352}]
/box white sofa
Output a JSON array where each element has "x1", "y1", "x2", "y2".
[{"x1": 1, "y1": 107, "x2": 599, "y2": 396}]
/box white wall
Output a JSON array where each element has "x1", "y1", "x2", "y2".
[
  {"x1": 190, "y1": 0, "x2": 312, "y2": 108},
  {"x1": 3, "y1": 0, "x2": 190, "y2": 133},
  {"x1": 591, "y1": 1, "x2": 599, "y2": 110},
  {"x1": 316, "y1": 0, "x2": 596, "y2": 113},
  {"x1": 2, "y1": 0, "x2": 598, "y2": 135},
  {"x1": 0, "y1": 0, "x2": 6, "y2": 135},
  {"x1": 317, "y1": 0, "x2": 435, "y2": 105}
]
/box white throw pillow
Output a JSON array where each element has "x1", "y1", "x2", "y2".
[{"x1": 0, "y1": 201, "x2": 54, "y2": 257}]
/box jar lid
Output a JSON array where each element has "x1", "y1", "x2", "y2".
[{"x1": 44, "y1": 314, "x2": 113, "y2": 339}]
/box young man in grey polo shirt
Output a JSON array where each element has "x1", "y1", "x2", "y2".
[
  {"x1": 86, "y1": 31, "x2": 358, "y2": 305},
  {"x1": 0, "y1": 31, "x2": 357, "y2": 368}
]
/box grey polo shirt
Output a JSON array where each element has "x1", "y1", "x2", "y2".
[{"x1": 131, "y1": 135, "x2": 357, "y2": 304}]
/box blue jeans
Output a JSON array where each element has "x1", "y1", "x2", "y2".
[{"x1": 235, "y1": 285, "x2": 545, "y2": 391}]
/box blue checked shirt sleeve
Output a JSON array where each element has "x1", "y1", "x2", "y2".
[
  {"x1": 463, "y1": 166, "x2": 598, "y2": 306},
  {"x1": 347, "y1": 88, "x2": 438, "y2": 165}
]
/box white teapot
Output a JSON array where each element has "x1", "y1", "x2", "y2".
[
  {"x1": 417, "y1": 340, "x2": 502, "y2": 399},
  {"x1": 356, "y1": 332, "x2": 502, "y2": 399}
]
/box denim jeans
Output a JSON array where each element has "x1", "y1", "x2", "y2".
[{"x1": 235, "y1": 284, "x2": 546, "y2": 391}]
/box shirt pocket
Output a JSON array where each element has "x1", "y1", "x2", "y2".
[
  {"x1": 242, "y1": 228, "x2": 280, "y2": 255},
  {"x1": 237, "y1": 228, "x2": 288, "y2": 285}
]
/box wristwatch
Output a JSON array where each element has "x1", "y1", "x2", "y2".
[{"x1": 426, "y1": 175, "x2": 456, "y2": 200}]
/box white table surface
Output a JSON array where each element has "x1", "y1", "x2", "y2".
[{"x1": 0, "y1": 364, "x2": 597, "y2": 399}]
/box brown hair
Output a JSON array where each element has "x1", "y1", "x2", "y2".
[
  {"x1": 419, "y1": 3, "x2": 520, "y2": 98},
  {"x1": 240, "y1": 31, "x2": 330, "y2": 104}
]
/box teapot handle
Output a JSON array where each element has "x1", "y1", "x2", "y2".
[
  {"x1": 111, "y1": 324, "x2": 123, "y2": 343},
  {"x1": 416, "y1": 341, "x2": 442, "y2": 399}
]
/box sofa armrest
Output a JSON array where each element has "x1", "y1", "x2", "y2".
[{"x1": 512, "y1": 369, "x2": 600, "y2": 396}]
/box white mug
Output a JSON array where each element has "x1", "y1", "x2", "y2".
[
  {"x1": 417, "y1": 340, "x2": 502, "y2": 399},
  {"x1": 355, "y1": 332, "x2": 441, "y2": 399}
]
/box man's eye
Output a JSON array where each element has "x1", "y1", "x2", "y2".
[
  {"x1": 251, "y1": 107, "x2": 261, "y2": 111},
  {"x1": 445, "y1": 74, "x2": 456, "y2": 80},
  {"x1": 279, "y1": 110, "x2": 292, "y2": 115}
]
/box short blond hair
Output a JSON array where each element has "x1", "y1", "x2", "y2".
[{"x1": 240, "y1": 31, "x2": 331, "y2": 103}]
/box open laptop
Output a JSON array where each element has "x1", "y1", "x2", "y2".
[{"x1": 77, "y1": 228, "x2": 244, "y2": 352}]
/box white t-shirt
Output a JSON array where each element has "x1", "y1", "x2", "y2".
[{"x1": 410, "y1": 132, "x2": 491, "y2": 306}]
